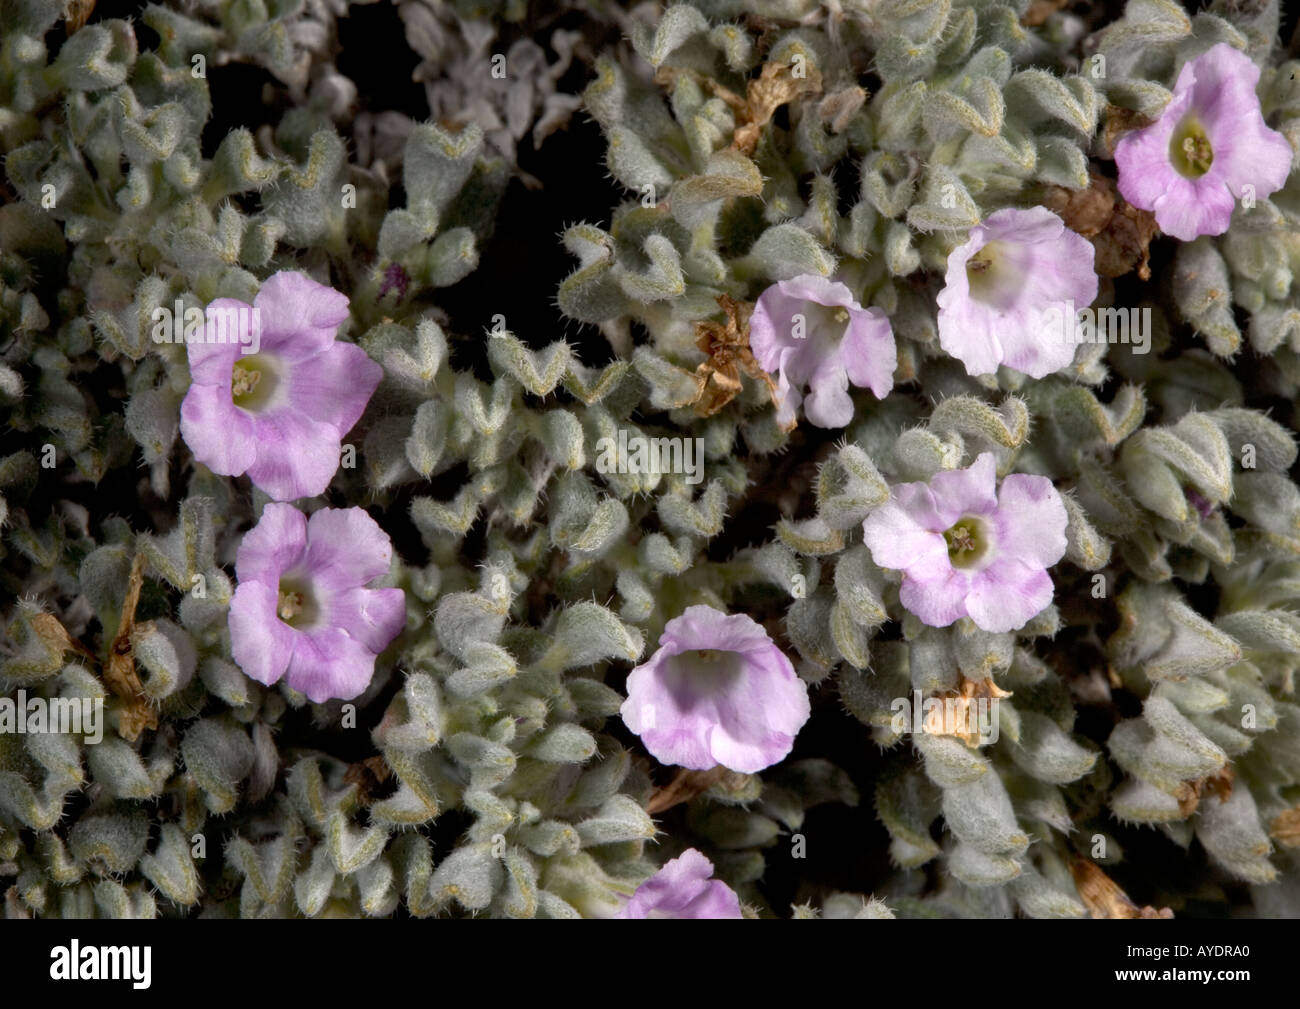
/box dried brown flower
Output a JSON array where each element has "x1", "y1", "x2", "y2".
[
  {"x1": 692, "y1": 294, "x2": 779, "y2": 418},
  {"x1": 1070, "y1": 858, "x2": 1175, "y2": 919}
]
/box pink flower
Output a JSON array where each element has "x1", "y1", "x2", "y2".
[
  {"x1": 228, "y1": 503, "x2": 406, "y2": 703},
  {"x1": 861, "y1": 453, "x2": 1068, "y2": 633},
  {"x1": 616, "y1": 849, "x2": 743, "y2": 919},
  {"x1": 937, "y1": 207, "x2": 1098, "y2": 379},
  {"x1": 1115, "y1": 43, "x2": 1294, "y2": 241},
  {"x1": 180, "y1": 271, "x2": 381, "y2": 501},
  {"x1": 748, "y1": 275, "x2": 896, "y2": 428},
  {"x1": 620, "y1": 605, "x2": 810, "y2": 773}
]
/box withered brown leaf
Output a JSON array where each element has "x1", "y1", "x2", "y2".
[
  {"x1": 920, "y1": 676, "x2": 1012, "y2": 748},
  {"x1": 1043, "y1": 170, "x2": 1158, "y2": 280},
  {"x1": 656, "y1": 59, "x2": 823, "y2": 158},
  {"x1": 103, "y1": 553, "x2": 159, "y2": 742},
  {"x1": 692, "y1": 294, "x2": 782, "y2": 420},
  {"x1": 1175, "y1": 765, "x2": 1234, "y2": 817},
  {"x1": 1021, "y1": 0, "x2": 1070, "y2": 27},
  {"x1": 65, "y1": 0, "x2": 96, "y2": 33},
  {"x1": 646, "y1": 766, "x2": 750, "y2": 815},
  {"x1": 1269, "y1": 806, "x2": 1300, "y2": 848},
  {"x1": 1101, "y1": 104, "x2": 1158, "y2": 158},
  {"x1": 1070, "y1": 858, "x2": 1175, "y2": 919},
  {"x1": 29, "y1": 611, "x2": 95, "y2": 664},
  {"x1": 733, "y1": 60, "x2": 824, "y2": 156},
  {"x1": 344, "y1": 755, "x2": 394, "y2": 806}
]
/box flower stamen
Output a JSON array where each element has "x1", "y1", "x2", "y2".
[
  {"x1": 232, "y1": 366, "x2": 261, "y2": 399},
  {"x1": 943, "y1": 515, "x2": 991, "y2": 568},
  {"x1": 230, "y1": 354, "x2": 279, "y2": 410},
  {"x1": 947, "y1": 524, "x2": 975, "y2": 553},
  {"x1": 278, "y1": 589, "x2": 304, "y2": 621},
  {"x1": 276, "y1": 577, "x2": 319, "y2": 628},
  {"x1": 1182, "y1": 134, "x2": 1213, "y2": 174},
  {"x1": 1170, "y1": 117, "x2": 1215, "y2": 179},
  {"x1": 964, "y1": 243, "x2": 1014, "y2": 307}
]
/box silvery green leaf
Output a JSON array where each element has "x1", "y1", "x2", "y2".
[
  {"x1": 404, "y1": 122, "x2": 483, "y2": 219},
  {"x1": 139, "y1": 824, "x2": 201, "y2": 906},
  {"x1": 55, "y1": 22, "x2": 135, "y2": 91},
  {"x1": 948, "y1": 843, "x2": 1021, "y2": 887},
  {"x1": 1195, "y1": 786, "x2": 1277, "y2": 884},
  {"x1": 942, "y1": 772, "x2": 1030, "y2": 855},
  {"x1": 1172, "y1": 238, "x2": 1240, "y2": 357},
  {"x1": 1011, "y1": 712, "x2": 1097, "y2": 785},
  {"x1": 69, "y1": 812, "x2": 149, "y2": 875},
  {"x1": 1009, "y1": 866, "x2": 1088, "y2": 918},
  {"x1": 542, "y1": 602, "x2": 644, "y2": 671},
  {"x1": 488, "y1": 334, "x2": 572, "y2": 397},
  {"x1": 741, "y1": 222, "x2": 836, "y2": 280},
  {"x1": 1005, "y1": 71, "x2": 1098, "y2": 134},
  {"x1": 182, "y1": 718, "x2": 255, "y2": 814},
  {"x1": 576, "y1": 795, "x2": 656, "y2": 847},
  {"x1": 914, "y1": 732, "x2": 989, "y2": 787}
]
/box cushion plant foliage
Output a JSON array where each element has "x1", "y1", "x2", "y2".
[{"x1": 3, "y1": 0, "x2": 1300, "y2": 919}]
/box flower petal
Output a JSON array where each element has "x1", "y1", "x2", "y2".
[
  {"x1": 706, "y1": 650, "x2": 809, "y2": 773},
  {"x1": 243, "y1": 408, "x2": 343, "y2": 501},
  {"x1": 1184, "y1": 43, "x2": 1262, "y2": 132},
  {"x1": 937, "y1": 300, "x2": 1004, "y2": 377},
  {"x1": 840, "y1": 308, "x2": 897, "y2": 399},
  {"x1": 899, "y1": 568, "x2": 974, "y2": 627},
  {"x1": 187, "y1": 298, "x2": 252, "y2": 384},
  {"x1": 302, "y1": 507, "x2": 395, "y2": 588},
  {"x1": 963, "y1": 557, "x2": 1055, "y2": 633},
  {"x1": 748, "y1": 287, "x2": 803, "y2": 371},
  {"x1": 285, "y1": 342, "x2": 383, "y2": 433},
  {"x1": 616, "y1": 849, "x2": 742, "y2": 919},
  {"x1": 325, "y1": 586, "x2": 406, "y2": 654},
  {"x1": 179, "y1": 384, "x2": 258, "y2": 476},
  {"x1": 1114, "y1": 91, "x2": 1189, "y2": 211},
  {"x1": 862, "y1": 495, "x2": 950, "y2": 574},
  {"x1": 771, "y1": 364, "x2": 801, "y2": 428},
  {"x1": 994, "y1": 474, "x2": 1068, "y2": 567},
  {"x1": 802, "y1": 364, "x2": 855, "y2": 428},
  {"x1": 1152, "y1": 176, "x2": 1236, "y2": 241},
  {"x1": 228, "y1": 580, "x2": 295, "y2": 687},
  {"x1": 981, "y1": 205, "x2": 1066, "y2": 244},
  {"x1": 778, "y1": 274, "x2": 857, "y2": 308},
  {"x1": 620, "y1": 660, "x2": 716, "y2": 770},
  {"x1": 995, "y1": 303, "x2": 1080, "y2": 379},
  {"x1": 284, "y1": 625, "x2": 381, "y2": 702},
  {"x1": 235, "y1": 501, "x2": 308, "y2": 584},
  {"x1": 655, "y1": 605, "x2": 770, "y2": 656},
  {"x1": 253, "y1": 271, "x2": 350, "y2": 361},
  {"x1": 1218, "y1": 124, "x2": 1294, "y2": 201},
  {"x1": 928, "y1": 452, "x2": 998, "y2": 518}
]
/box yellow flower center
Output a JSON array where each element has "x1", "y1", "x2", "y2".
[
  {"x1": 1170, "y1": 117, "x2": 1214, "y2": 178},
  {"x1": 276, "y1": 579, "x2": 318, "y2": 628},
  {"x1": 231, "y1": 366, "x2": 261, "y2": 399},
  {"x1": 943, "y1": 516, "x2": 991, "y2": 568},
  {"x1": 964, "y1": 241, "x2": 1019, "y2": 309},
  {"x1": 231, "y1": 354, "x2": 278, "y2": 410},
  {"x1": 277, "y1": 590, "x2": 304, "y2": 620}
]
